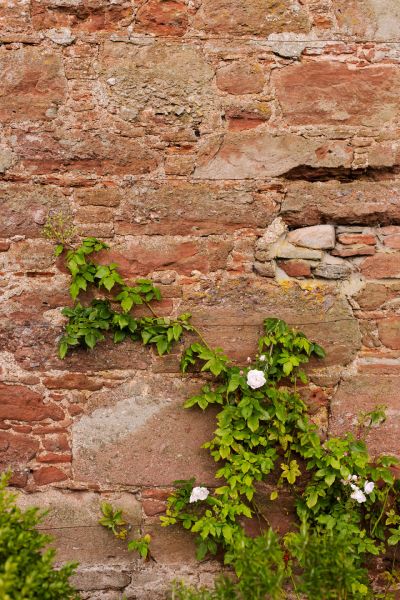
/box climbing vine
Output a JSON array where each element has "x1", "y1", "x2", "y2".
[{"x1": 49, "y1": 225, "x2": 400, "y2": 598}]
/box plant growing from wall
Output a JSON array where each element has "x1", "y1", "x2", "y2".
[
  {"x1": 48, "y1": 226, "x2": 400, "y2": 597},
  {"x1": 0, "y1": 472, "x2": 78, "y2": 599}
]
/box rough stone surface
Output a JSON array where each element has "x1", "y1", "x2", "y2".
[
  {"x1": 0, "y1": 47, "x2": 66, "y2": 122},
  {"x1": 2, "y1": 4, "x2": 400, "y2": 597},
  {"x1": 193, "y1": 0, "x2": 310, "y2": 36},
  {"x1": 330, "y1": 376, "x2": 400, "y2": 458},
  {"x1": 287, "y1": 225, "x2": 335, "y2": 250},
  {"x1": 274, "y1": 63, "x2": 400, "y2": 126},
  {"x1": 195, "y1": 132, "x2": 352, "y2": 179}
]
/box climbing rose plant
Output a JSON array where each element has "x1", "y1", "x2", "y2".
[{"x1": 50, "y1": 230, "x2": 400, "y2": 598}]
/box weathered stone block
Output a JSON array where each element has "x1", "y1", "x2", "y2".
[
  {"x1": 0, "y1": 431, "x2": 39, "y2": 486},
  {"x1": 31, "y1": 0, "x2": 132, "y2": 32},
  {"x1": 0, "y1": 183, "x2": 70, "y2": 238},
  {"x1": 281, "y1": 182, "x2": 400, "y2": 226},
  {"x1": 361, "y1": 254, "x2": 400, "y2": 279},
  {"x1": 97, "y1": 237, "x2": 232, "y2": 277},
  {"x1": 135, "y1": 0, "x2": 188, "y2": 36},
  {"x1": 72, "y1": 377, "x2": 218, "y2": 487},
  {"x1": 334, "y1": 0, "x2": 400, "y2": 41},
  {"x1": 0, "y1": 47, "x2": 66, "y2": 122},
  {"x1": 216, "y1": 62, "x2": 265, "y2": 95},
  {"x1": 101, "y1": 42, "x2": 216, "y2": 132},
  {"x1": 0, "y1": 383, "x2": 64, "y2": 422},
  {"x1": 287, "y1": 225, "x2": 335, "y2": 250},
  {"x1": 195, "y1": 132, "x2": 352, "y2": 179},
  {"x1": 114, "y1": 182, "x2": 277, "y2": 236},
  {"x1": 274, "y1": 63, "x2": 400, "y2": 127},
  {"x1": 378, "y1": 318, "x2": 400, "y2": 350},
  {"x1": 193, "y1": 0, "x2": 310, "y2": 35},
  {"x1": 330, "y1": 375, "x2": 400, "y2": 458},
  {"x1": 17, "y1": 488, "x2": 141, "y2": 563},
  {"x1": 71, "y1": 567, "x2": 131, "y2": 591}
]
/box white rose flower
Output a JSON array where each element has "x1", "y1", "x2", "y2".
[
  {"x1": 247, "y1": 369, "x2": 267, "y2": 390},
  {"x1": 364, "y1": 481, "x2": 375, "y2": 495},
  {"x1": 189, "y1": 486, "x2": 210, "y2": 503},
  {"x1": 350, "y1": 486, "x2": 366, "y2": 504},
  {"x1": 259, "y1": 355, "x2": 266, "y2": 362}
]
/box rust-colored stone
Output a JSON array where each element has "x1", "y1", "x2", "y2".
[
  {"x1": 216, "y1": 62, "x2": 265, "y2": 95},
  {"x1": 0, "y1": 46, "x2": 66, "y2": 122},
  {"x1": 33, "y1": 466, "x2": 68, "y2": 485},
  {"x1": 31, "y1": 0, "x2": 132, "y2": 32},
  {"x1": 274, "y1": 63, "x2": 400, "y2": 126},
  {"x1": 378, "y1": 317, "x2": 400, "y2": 350},
  {"x1": 338, "y1": 233, "x2": 376, "y2": 245},
  {"x1": 384, "y1": 234, "x2": 400, "y2": 249},
  {"x1": 193, "y1": 0, "x2": 310, "y2": 35},
  {"x1": 135, "y1": 0, "x2": 188, "y2": 36},
  {"x1": 43, "y1": 373, "x2": 103, "y2": 391},
  {"x1": 277, "y1": 260, "x2": 312, "y2": 278},
  {"x1": 361, "y1": 254, "x2": 400, "y2": 279},
  {"x1": 0, "y1": 384, "x2": 64, "y2": 422}
]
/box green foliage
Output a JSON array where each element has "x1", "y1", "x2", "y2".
[
  {"x1": 99, "y1": 502, "x2": 151, "y2": 560},
  {"x1": 0, "y1": 472, "x2": 78, "y2": 600},
  {"x1": 286, "y1": 524, "x2": 372, "y2": 599},
  {"x1": 43, "y1": 211, "x2": 77, "y2": 251},
  {"x1": 48, "y1": 232, "x2": 400, "y2": 598},
  {"x1": 54, "y1": 236, "x2": 194, "y2": 358},
  {"x1": 99, "y1": 502, "x2": 128, "y2": 540},
  {"x1": 163, "y1": 318, "x2": 400, "y2": 598}
]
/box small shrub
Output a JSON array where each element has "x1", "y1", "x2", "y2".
[{"x1": 0, "y1": 473, "x2": 78, "y2": 600}]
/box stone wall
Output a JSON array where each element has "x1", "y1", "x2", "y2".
[{"x1": 1, "y1": 1, "x2": 400, "y2": 598}]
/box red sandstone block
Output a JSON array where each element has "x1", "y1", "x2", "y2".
[
  {"x1": 33, "y1": 466, "x2": 68, "y2": 485},
  {"x1": 0, "y1": 384, "x2": 64, "y2": 422},
  {"x1": 43, "y1": 434, "x2": 71, "y2": 452},
  {"x1": 216, "y1": 62, "x2": 265, "y2": 95},
  {"x1": 0, "y1": 241, "x2": 10, "y2": 252},
  {"x1": 31, "y1": 0, "x2": 132, "y2": 32},
  {"x1": 43, "y1": 374, "x2": 103, "y2": 391},
  {"x1": 273, "y1": 63, "x2": 400, "y2": 127},
  {"x1": 384, "y1": 234, "x2": 400, "y2": 249},
  {"x1": 338, "y1": 233, "x2": 376, "y2": 245},
  {"x1": 135, "y1": 0, "x2": 188, "y2": 36},
  {"x1": 37, "y1": 453, "x2": 72, "y2": 463},
  {"x1": 361, "y1": 254, "x2": 400, "y2": 279},
  {"x1": 277, "y1": 260, "x2": 312, "y2": 278},
  {"x1": 142, "y1": 499, "x2": 166, "y2": 517},
  {"x1": 378, "y1": 317, "x2": 400, "y2": 350},
  {"x1": 332, "y1": 244, "x2": 375, "y2": 257}
]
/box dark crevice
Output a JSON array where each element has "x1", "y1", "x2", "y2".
[{"x1": 281, "y1": 165, "x2": 400, "y2": 183}]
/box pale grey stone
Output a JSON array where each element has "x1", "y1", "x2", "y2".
[
  {"x1": 256, "y1": 217, "x2": 288, "y2": 251},
  {"x1": 253, "y1": 261, "x2": 275, "y2": 277},
  {"x1": 287, "y1": 225, "x2": 335, "y2": 250},
  {"x1": 71, "y1": 567, "x2": 131, "y2": 591},
  {"x1": 271, "y1": 239, "x2": 323, "y2": 260},
  {"x1": 46, "y1": 28, "x2": 76, "y2": 45}
]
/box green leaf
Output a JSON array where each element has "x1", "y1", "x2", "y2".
[
  {"x1": 85, "y1": 332, "x2": 97, "y2": 349},
  {"x1": 121, "y1": 296, "x2": 134, "y2": 313},
  {"x1": 103, "y1": 276, "x2": 116, "y2": 291},
  {"x1": 307, "y1": 491, "x2": 319, "y2": 508},
  {"x1": 58, "y1": 340, "x2": 68, "y2": 359},
  {"x1": 54, "y1": 244, "x2": 64, "y2": 256},
  {"x1": 325, "y1": 472, "x2": 336, "y2": 487},
  {"x1": 247, "y1": 415, "x2": 259, "y2": 433}
]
